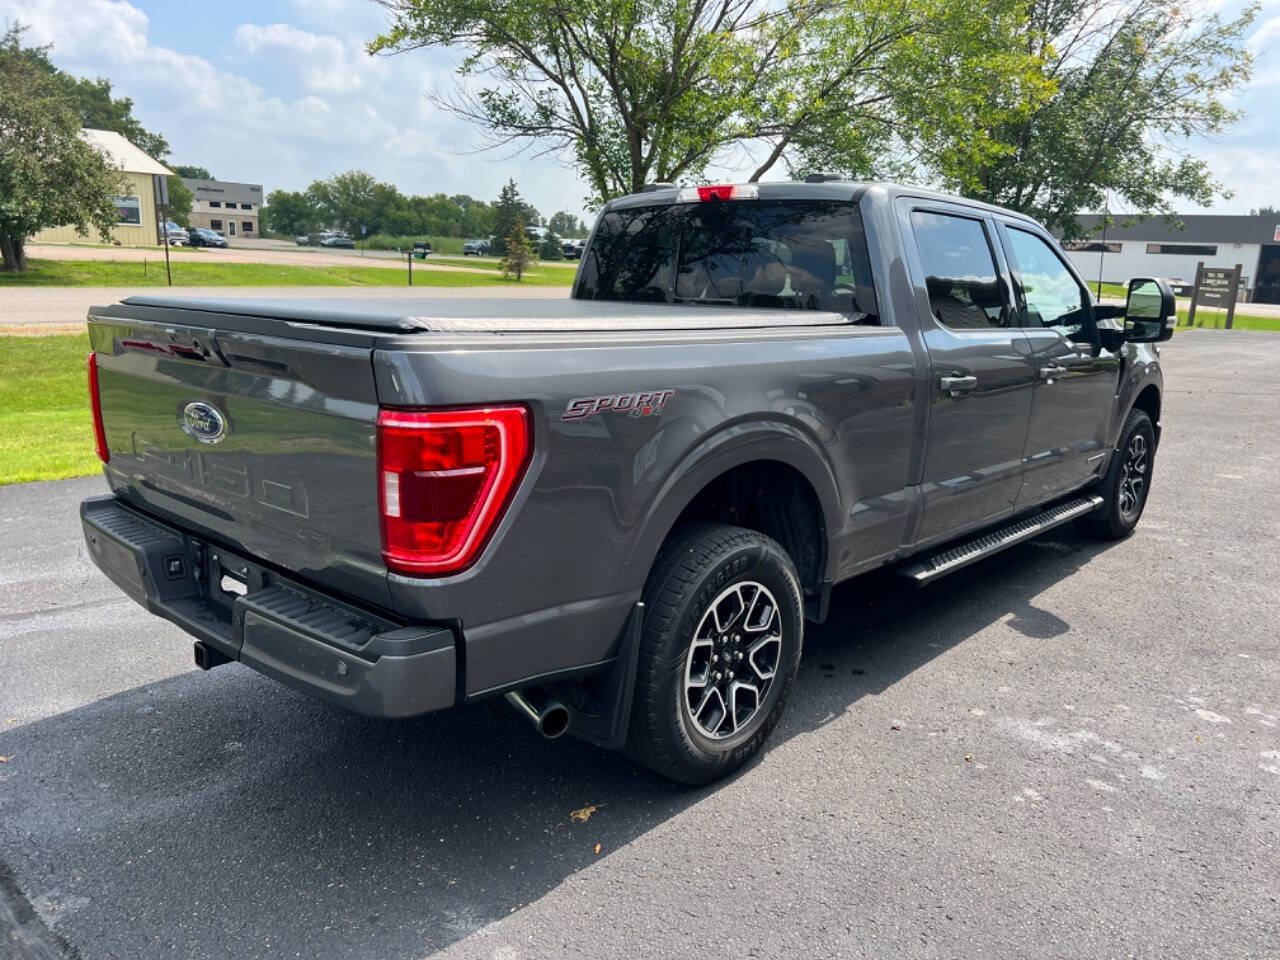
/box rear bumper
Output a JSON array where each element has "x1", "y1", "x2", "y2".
[{"x1": 80, "y1": 495, "x2": 457, "y2": 718}]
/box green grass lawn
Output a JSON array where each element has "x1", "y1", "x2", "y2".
[
  {"x1": 1175, "y1": 308, "x2": 1280, "y2": 332},
  {"x1": 428, "y1": 255, "x2": 578, "y2": 273},
  {"x1": 0, "y1": 333, "x2": 99, "y2": 485},
  {"x1": 0, "y1": 258, "x2": 573, "y2": 288}
]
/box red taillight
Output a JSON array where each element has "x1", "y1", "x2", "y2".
[
  {"x1": 377, "y1": 405, "x2": 531, "y2": 576},
  {"x1": 88, "y1": 352, "x2": 109, "y2": 464},
  {"x1": 677, "y1": 183, "x2": 760, "y2": 203}
]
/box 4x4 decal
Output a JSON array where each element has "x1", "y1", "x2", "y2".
[{"x1": 562, "y1": 390, "x2": 675, "y2": 421}]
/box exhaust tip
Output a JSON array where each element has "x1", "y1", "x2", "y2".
[
  {"x1": 539, "y1": 704, "x2": 570, "y2": 739},
  {"x1": 505, "y1": 689, "x2": 571, "y2": 739}
]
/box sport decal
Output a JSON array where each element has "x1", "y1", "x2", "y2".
[{"x1": 562, "y1": 390, "x2": 675, "y2": 421}]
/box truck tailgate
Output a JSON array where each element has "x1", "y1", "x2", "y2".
[{"x1": 88, "y1": 313, "x2": 389, "y2": 608}]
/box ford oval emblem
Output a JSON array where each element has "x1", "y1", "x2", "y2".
[{"x1": 181, "y1": 401, "x2": 227, "y2": 444}]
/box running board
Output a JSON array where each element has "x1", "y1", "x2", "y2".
[{"x1": 899, "y1": 495, "x2": 1104, "y2": 585}]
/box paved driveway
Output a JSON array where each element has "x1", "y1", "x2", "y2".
[{"x1": 1, "y1": 332, "x2": 1277, "y2": 959}]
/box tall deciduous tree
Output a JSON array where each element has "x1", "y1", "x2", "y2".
[
  {"x1": 262, "y1": 190, "x2": 320, "y2": 236},
  {"x1": 8, "y1": 25, "x2": 170, "y2": 160},
  {"x1": 942, "y1": 0, "x2": 1258, "y2": 238},
  {"x1": 369, "y1": 0, "x2": 1047, "y2": 205},
  {"x1": 0, "y1": 27, "x2": 127, "y2": 271},
  {"x1": 163, "y1": 176, "x2": 194, "y2": 228},
  {"x1": 172, "y1": 164, "x2": 214, "y2": 180},
  {"x1": 548, "y1": 211, "x2": 586, "y2": 237}
]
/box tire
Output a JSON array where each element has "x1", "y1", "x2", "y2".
[
  {"x1": 626, "y1": 523, "x2": 803, "y2": 785},
  {"x1": 1078, "y1": 408, "x2": 1155, "y2": 540}
]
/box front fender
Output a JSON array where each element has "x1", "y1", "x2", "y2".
[{"x1": 1112, "y1": 344, "x2": 1163, "y2": 448}]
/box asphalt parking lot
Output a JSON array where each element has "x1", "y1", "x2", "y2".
[{"x1": 1, "y1": 332, "x2": 1277, "y2": 959}]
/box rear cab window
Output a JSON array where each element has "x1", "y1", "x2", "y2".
[
  {"x1": 575, "y1": 199, "x2": 879, "y2": 324},
  {"x1": 910, "y1": 210, "x2": 1010, "y2": 330}
]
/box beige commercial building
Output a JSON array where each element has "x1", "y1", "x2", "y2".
[
  {"x1": 183, "y1": 179, "x2": 264, "y2": 239},
  {"x1": 31, "y1": 129, "x2": 173, "y2": 247}
]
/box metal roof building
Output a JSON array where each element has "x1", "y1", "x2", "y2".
[{"x1": 1061, "y1": 213, "x2": 1280, "y2": 304}]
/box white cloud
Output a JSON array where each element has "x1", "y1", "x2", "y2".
[
  {"x1": 1, "y1": 0, "x2": 593, "y2": 218},
  {"x1": 234, "y1": 23, "x2": 370, "y2": 94},
  {"x1": 1246, "y1": 13, "x2": 1280, "y2": 86}
]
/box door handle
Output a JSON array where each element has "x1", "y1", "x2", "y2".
[
  {"x1": 1039, "y1": 364, "x2": 1068, "y2": 381},
  {"x1": 939, "y1": 374, "x2": 978, "y2": 396}
]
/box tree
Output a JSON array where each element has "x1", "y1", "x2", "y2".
[
  {"x1": 261, "y1": 190, "x2": 319, "y2": 236},
  {"x1": 369, "y1": 0, "x2": 1045, "y2": 205},
  {"x1": 172, "y1": 164, "x2": 213, "y2": 180},
  {"x1": 9, "y1": 26, "x2": 170, "y2": 160},
  {"x1": 1251, "y1": 206, "x2": 1278, "y2": 217},
  {"x1": 538, "y1": 228, "x2": 564, "y2": 260},
  {"x1": 500, "y1": 216, "x2": 535, "y2": 280},
  {"x1": 940, "y1": 0, "x2": 1258, "y2": 238},
  {"x1": 490, "y1": 179, "x2": 525, "y2": 256},
  {"x1": 548, "y1": 211, "x2": 585, "y2": 238},
  {"x1": 164, "y1": 176, "x2": 193, "y2": 227},
  {"x1": 305, "y1": 169, "x2": 409, "y2": 237},
  {"x1": 0, "y1": 27, "x2": 127, "y2": 271}
]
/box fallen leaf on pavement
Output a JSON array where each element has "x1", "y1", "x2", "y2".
[
  {"x1": 964, "y1": 754, "x2": 973, "y2": 762},
  {"x1": 570, "y1": 804, "x2": 599, "y2": 823},
  {"x1": 594, "y1": 843, "x2": 602, "y2": 855},
  {"x1": 0, "y1": 756, "x2": 9, "y2": 764}
]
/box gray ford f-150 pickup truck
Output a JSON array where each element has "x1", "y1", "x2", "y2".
[{"x1": 80, "y1": 181, "x2": 1174, "y2": 784}]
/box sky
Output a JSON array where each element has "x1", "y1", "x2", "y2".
[{"x1": 2, "y1": 0, "x2": 1277, "y2": 219}]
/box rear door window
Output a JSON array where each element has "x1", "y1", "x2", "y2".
[
  {"x1": 910, "y1": 211, "x2": 1009, "y2": 329},
  {"x1": 575, "y1": 200, "x2": 878, "y2": 323}
]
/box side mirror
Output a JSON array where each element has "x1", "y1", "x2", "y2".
[{"x1": 1123, "y1": 277, "x2": 1176, "y2": 342}]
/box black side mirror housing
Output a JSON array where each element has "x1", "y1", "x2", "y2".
[{"x1": 1123, "y1": 277, "x2": 1176, "y2": 342}]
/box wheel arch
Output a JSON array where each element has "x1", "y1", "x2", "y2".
[
  {"x1": 628, "y1": 419, "x2": 841, "y2": 601},
  {"x1": 1130, "y1": 382, "x2": 1162, "y2": 445}
]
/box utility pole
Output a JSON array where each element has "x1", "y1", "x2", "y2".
[
  {"x1": 1095, "y1": 193, "x2": 1108, "y2": 300},
  {"x1": 156, "y1": 175, "x2": 172, "y2": 287}
]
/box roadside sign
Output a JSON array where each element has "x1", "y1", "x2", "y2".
[
  {"x1": 1187, "y1": 261, "x2": 1242, "y2": 329},
  {"x1": 1274, "y1": 225, "x2": 1280, "y2": 242}
]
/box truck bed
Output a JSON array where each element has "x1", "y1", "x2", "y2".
[{"x1": 112, "y1": 294, "x2": 852, "y2": 335}]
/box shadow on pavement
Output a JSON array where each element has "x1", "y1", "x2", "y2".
[{"x1": 0, "y1": 527, "x2": 1109, "y2": 959}]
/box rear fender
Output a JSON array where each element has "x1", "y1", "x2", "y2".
[{"x1": 626, "y1": 418, "x2": 842, "y2": 589}]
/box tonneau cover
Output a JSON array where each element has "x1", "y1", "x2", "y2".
[{"x1": 116, "y1": 294, "x2": 850, "y2": 334}]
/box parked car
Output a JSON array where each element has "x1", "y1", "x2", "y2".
[
  {"x1": 319, "y1": 234, "x2": 355, "y2": 249},
  {"x1": 187, "y1": 227, "x2": 227, "y2": 248},
  {"x1": 412, "y1": 240, "x2": 432, "y2": 259},
  {"x1": 163, "y1": 221, "x2": 189, "y2": 246},
  {"x1": 295, "y1": 235, "x2": 311, "y2": 246},
  {"x1": 462, "y1": 239, "x2": 490, "y2": 256},
  {"x1": 1165, "y1": 277, "x2": 1194, "y2": 296},
  {"x1": 562, "y1": 240, "x2": 585, "y2": 260},
  {"x1": 80, "y1": 181, "x2": 1173, "y2": 785}
]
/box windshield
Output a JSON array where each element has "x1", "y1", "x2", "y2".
[{"x1": 574, "y1": 199, "x2": 877, "y2": 322}]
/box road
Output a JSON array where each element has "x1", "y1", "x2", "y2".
[
  {"x1": 0, "y1": 285, "x2": 570, "y2": 335},
  {"x1": 1, "y1": 333, "x2": 1277, "y2": 959}
]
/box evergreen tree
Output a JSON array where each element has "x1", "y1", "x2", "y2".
[
  {"x1": 500, "y1": 216, "x2": 535, "y2": 280},
  {"x1": 538, "y1": 228, "x2": 564, "y2": 261},
  {"x1": 490, "y1": 178, "x2": 524, "y2": 256}
]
